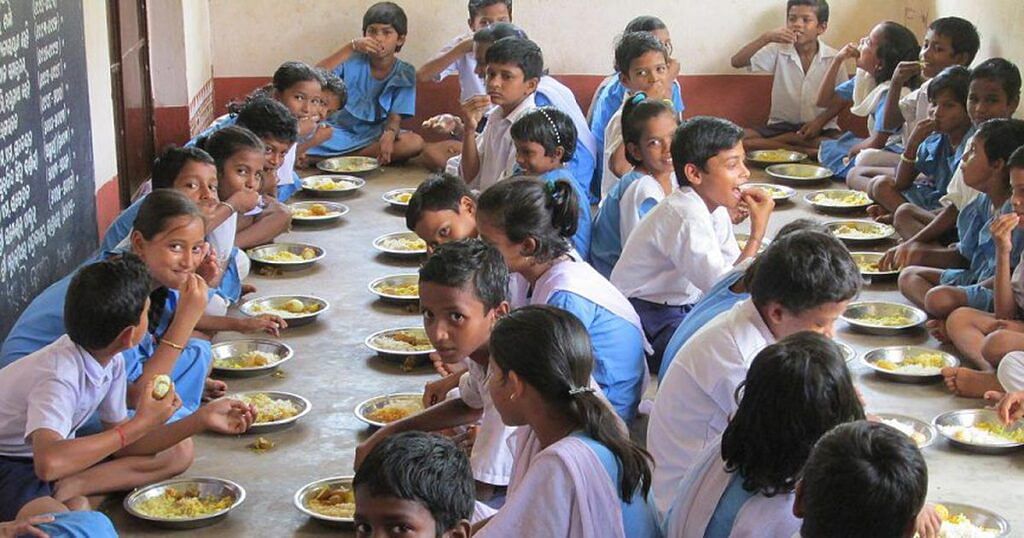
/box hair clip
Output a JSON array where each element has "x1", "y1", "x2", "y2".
[
  {"x1": 538, "y1": 108, "x2": 561, "y2": 147},
  {"x1": 630, "y1": 92, "x2": 648, "y2": 104},
  {"x1": 568, "y1": 385, "x2": 596, "y2": 396}
]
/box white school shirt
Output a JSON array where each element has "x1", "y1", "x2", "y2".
[
  {"x1": 436, "y1": 33, "x2": 486, "y2": 102},
  {"x1": 748, "y1": 40, "x2": 845, "y2": 129},
  {"x1": 601, "y1": 104, "x2": 626, "y2": 198},
  {"x1": 618, "y1": 173, "x2": 674, "y2": 244},
  {"x1": 899, "y1": 78, "x2": 932, "y2": 137},
  {"x1": 0, "y1": 335, "x2": 128, "y2": 457},
  {"x1": 938, "y1": 133, "x2": 981, "y2": 211},
  {"x1": 997, "y1": 351, "x2": 1024, "y2": 393},
  {"x1": 611, "y1": 187, "x2": 739, "y2": 306},
  {"x1": 276, "y1": 142, "x2": 298, "y2": 187},
  {"x1": 462, "y1": 93, "x2": 537, "y2": 190},
  {"x1": 459, "y1": 359, "x2": 516, "y2": 486},
  {"x1": 648, "y1": 298, "x2": 775, "y2": 513}
]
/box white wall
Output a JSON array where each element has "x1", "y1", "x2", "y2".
[
  {"x1": 182, "y1": 0, "x2": 213, "y2": 99},
  {"x1": 929, "y1": 0, "x2": 1024, "y2": 66},
  {"x1": 149, "y1": 0, "x2": 189, "y2": 107},
  {"x1": 82, "y1": 0, "x2": 118, "y2": 190}
]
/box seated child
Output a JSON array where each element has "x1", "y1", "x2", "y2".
[
  {"x1": 296, "y1": 67, "x2": 348, "y2": 165},
  {"x1": 898, "y1": 119, "x2": 1024, "y2": 319},
  {"x1": 591, "y1": 95, "x2": 679, "y2": 277},
  {"x1": 610, "y1": 117, "x2": 774, "y2": 371},
  {"x1": 648, "y1": 229, "x2": 860, "y2": 512},
  {"x1": 0, "y1": 511, "x2": 117, "y2": 538},
  {"x1": 310, "y1": 2, "x2": 424, "y2": 164},
  {"x1": 663, "y1": 332, "x2": 865, "y2": 537},
  {"x1": 476, "y1": 306, "x2": 659, "y2": 537},
  {"x1": 478, "y1": 178, "x2": 647, "y2": 421},
  {"x1": 818, "y1": 22, "x2": 920, "y2": 181},
  {"x1": 794, "y1": 421, "x2": 928, "y2": 538},
  {"x1": 0, "y1": 255, "x2": 255, "y2": 521},
  {"x1": 353, "y1": 431, "x2": 475, "y2": 536},
  {"x1": 731, "y1": 0, "x2": 845, "y2": 156},
  {"x1": 511, "y1": 106, "x2": 592, "y2": 260},
  {"x1": 991, "y1": 380, "x2": 1024, "y2": 426},
  {"x1": 355, "y1": 240, "x2": 516, "y2": 503},
  {"x1": 406, "y1": 173, "x2": 479, "y2": 251},
  {"x1": 418, "y1": 0, "x2": 511, "y2": 101}
]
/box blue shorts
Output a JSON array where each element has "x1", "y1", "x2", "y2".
[
  {"x1": 0, "y1": 455, "x2": 52, "y2": 520},
  {"x1": 902, "y1": 182, "x2": 942, "y2": 211},
  {"x1": 628, "y1": 298, "x2": 694, "y2": 374},
  {"x1": 960, "y1": 283, "x2": 995, "y2": 311}
]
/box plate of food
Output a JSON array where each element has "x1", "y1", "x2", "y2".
[
  {"x1": 382, "y1": 188, "x2": 416, "y2": 209},
  {"x1": 746, "y1": 149, "x2": 807, "y2": 166},
  {"x1": 765, "y1": 163, "x2": 832, "y2": 184},
  {"x1": 368, "y1": 274, "x2": 419, "y2": 302},
  {"x1": 927, "y1": 502, "x2": 1011, "y2": 537},
  {"x1": 805, "y1": 189, "x2": 873, "y2": 213},
  {"x1": 294, "y1": 476, "x2": 356, "y2": 526},
  {"x1": 355, "y1": 393, "x2": 425, "y2": 428},
  {"x1": 211, "y1": 339, "x2": 293, "y2": 378},
  {"x1": 373, "y1": 231, "x2": 427, "y2": 256},
  {"x1": 735, "y1": 233, "x2": 771, "y2": 254},
  {"x1": 841, "y1": 301, "x2": 926, "y2": 336},
  {"x1": 364, "y1": 327, "x2": 435, "y2": 359},
  {"x1": 826, "y1": 220, "x2": 896, "y2": 244},
  {"x1": 289, "y1": 201, "x2": 349, "y2": 224},
  {"x1": 835, "y1": 341, "x2": 855, "y2": 364},
  {"x1": 862, "y1": 346, "x2": 958, "y2": 383},
  {"x1": 872, "y1": 413, "x2": 936, "y2": 448},
  {"x1": 123, "y1": 477, "x2": 245, "y2": 529},
  {"x1": 247, "y1": 243, "x2": 325, "y2": 271},
  {"x1": 850, "y1": 251, "x2": 900, "y2": 280},
  {"x1": 300, "y1": 175, "x2": 365, "y2": 197},
  {"x1": 228, "y1": 391, "x2": 311, "y2": 434},
  {"x1": 316, "y1": 156, "x2": 380, "y2": 175},
  {"x1": 934, "y1": 409, "x2": 1024, "y2": 454},
  {"x1": 741, "y1": 183, "x2": 796, "y2": 203},
  {"x1": 239, "y1": 295, "x2": 329, "y2": 327}
]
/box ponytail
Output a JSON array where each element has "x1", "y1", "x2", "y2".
[
  {"x1": 477, "y1": 177, "x2": 577, "y2": 262},
  {"x1": 621, "y1": 93, "x2": 676, "y2": 166}
]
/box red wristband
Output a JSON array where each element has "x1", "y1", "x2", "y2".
[{"x1": 114, "y1": 425, "x2": 127, "y2": 449}]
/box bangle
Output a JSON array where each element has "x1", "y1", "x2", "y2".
[
  {"x1": 383, "y1": 126, "x2": 398, "y2": 134},
  {"x1": 160, "y1": 338, "x2": 185, "y2": 351},
  {"x1": 218, "y1": 201, "x2": 235, "y2": 213},
  {"x1": 114, "y1": 425, "x2": 127, "y2": 449},
  {"x1": 900, "y1": 153, "x2": 917, "y2": 165}
]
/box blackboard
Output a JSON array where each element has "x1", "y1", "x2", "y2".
[{"x1": 0, "y1": 0, "x2": 97, "y2": 339}]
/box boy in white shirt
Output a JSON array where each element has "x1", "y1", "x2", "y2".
[
  {"x1": 610, "y1": 116, "x2": 774, "y2": 371},
  {"x1": 647, "y1": 230, "x2": 861, "y2": 513},
  {"x1": 731, "y1": 0, "x2": 846, "y2": 156}
]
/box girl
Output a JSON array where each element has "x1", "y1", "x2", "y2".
[
  {"x1": 662, "y1": 332, "x2": 865, "y2": 537},
  {"x1": 511, "y1": 106, "x2": 592, "y2": 260},
  {"x1": 477, "y1": 305, "x2": 659, "y2": 537},
  {"x1": 297, "y1": 68, "x2": 347, "y2": 166},
  {"x1": 591, "y1": 95, "x2": 678, "y2": 277},
  {"x1": 477, "y1": 178, "x2": 648, "y2": 422},
  {"x1": 309, "y1": 2, "x2": 424, "y2": 164},
  {"x1": 817, "y1": 21, "x2": 920, "y2": 183}
]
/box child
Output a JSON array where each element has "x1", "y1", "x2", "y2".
[
  {"x1": 354, "y1": 431, "x2": 474, "y2": 537},
  {"x1": 731, "y1": 0, "x2": 846, "y2": 156},
  {"x1": 406, "y1": 173, "x2": 479, "y2": 251},
  {"x1": 1, "y1": 511, "x2": 116, "y2": 537},
  {"x1": 477, "y1": 178, "x2": 647, "y2": 421},
  {"x1": 511, "y1": 106, "x2": 592, "y2": 260},
  {"x1": 311, "y1": 2, "x2": 424, "y2": 164},
  {"x1": 476, "y1": 306, "x2": 659, "y2": 537},
  {"x1": 591, "y1": 95, "x2": 679, "y2": 277},
  {"x1": 296, "y1": 67, "x2": 348, "y2": 165},
  {"x1": 795, "y1": 421, "x2": 928, "y2": 538},
  {"x1": 354, "y1": 240, "x2": 515, "y2": 503},
  {"x1": 898, "y1": 119, "x2": 1024, "y2": 319},
  {"x1": 610, "y1": 117, "x2": 774, "y2": 371},
  {"x1": 648, "y1": 229, "x2": 861, "y2": 513},
  {"x1": 663, "y1": 332, "x2": 865, "y2": 537},
  {"x1": 0, "y1": 255, "x2": 255, "y2": 521},
  {"x1": 818, "y1": 22, "x2": 920, "y2": 181},
  {"x1": 867, "y1": 66, "x2": 974, "y2": 216},
  {"x1": 417, "y1": 0, "x2": 511, "y2": 102}
]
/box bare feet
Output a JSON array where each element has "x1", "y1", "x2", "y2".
[
  {"x1": 926, "y1": 319, "x2": 949, "y2": 343},
  {"x1": 941, "y1": 367, "x2": 1003, "y2": 398},
  {"x1": 867, "y1": 204, "x2": 894, "y2": 223},
  {"x1": 241, "y1": 284, "x2": 257, "y2": 296},
  {"x1": 203, "y1": 377, "x2": 227, "y2": 402}
]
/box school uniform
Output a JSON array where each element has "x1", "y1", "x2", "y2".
[
  {"x1": 747, "y1": 40, "x2": 846, "y2": 135},
  {"x1": 618, "y1": 172, "x2": 673, "y2": 243},
  {"x1": 0, "y1": 335, "x2": 128, "y2": 519},
  {"x1": 475, "y1": 427, "x2": 660, "y2": 538},
  {"x1": 309, "y1": 53, "x2": 416, "y2": 157},
  {"x1": 898, "y1": 78, "x2": 932, "y2": 136},
  {"x1": 997, "y1": 351, "x2": 1024, "y2": 392},
  {"x1": 186, "y1": 113, "x2": 237, "y2": 147},
  {"x1": 600, "y1": 104, "x2": 627, "y2": 198},
  {"x1": 648, "y1": 298, "x2": 774, "y2": 514},
  {"x1": 459, "y1": 359, "x2": 516, "y2": 487},
  {"x1": 819, "y1": 70, "x2": 906, "y2": 179},
  {"x1": 538, "y1": 168, "x2": 592, "y2": 261},
  {"x1": 902, "y1": 128, "x2": 972, "y2": 211},
  {"x1": 938, "y1": 134, "x2": 980, "y2": 211},
  {"x1": 435, "y1": 33, "x2": 486, "y2": 102},
  {"x1": 535, "y1": 76, "x2": 599, "y2": 202},
  {"x1": 611, "y1": 187, "x2": 739, "y2": 371},
  {"x1": 462, "y1": 93, "x2": 537, "y2": 190},
  {"x1": 590, "y1": 170, "x2": 647, "y2": 278}
]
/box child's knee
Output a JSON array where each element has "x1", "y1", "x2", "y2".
[
  {"x1": 981, "y1": 330, "x2": 1021, "y2": 364},
  {"x1": 161, "y1": 439, "x2": 195, "y2": 477},
  {"x1": 924, "y1": 286, "x2": 965, "y2": 317},
  {"x1": 898, "y1": 266, "x2": 924, "y2": 292},
  {"x1": 946, "y1": 306, "x2": 979, "y2": 331}
]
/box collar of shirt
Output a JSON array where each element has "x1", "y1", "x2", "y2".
[
  {"x1": 72, "y1": 337, "x2": 117, "y2": 387},
  {"x1": 777, "y1": 39, "x2": 838, "y2": 64},
  {"x1": 490, "y1": 92, "x2": 537, "y2": 127},
  {"x1": 736, "y1": 298, "x2": 776, "y2": 349}
]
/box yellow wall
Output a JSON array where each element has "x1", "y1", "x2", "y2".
[{"x1": 929, "y1": 0, "x2": 1024, "y2": 65}]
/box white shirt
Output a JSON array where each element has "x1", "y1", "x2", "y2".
[
  {"x1": 648, "y1": 298, "x2": 775, "y2": 513},
  {"x1": 0, "y1": 335, "x2": 128, "y2": 457},
  {"x1": 618, "y1": 173, "x2": 673, "y2": 244},
  {"x1": 611, "y1": 187, "x2": 739, "y2": 305},
  {"x1": 601, "y1": 104, "x2": 626, "y2": 198},
  {"x1": 436, "y1": 33, "x2": 486, "y2": 103},
  {"x1": 938, "y1": 133, "x2": 980, "y2": 210},
  {"x1": 462, "y1": 93, "x2": 537, "y2": 190},
  {"x1": 276, "y1": 142, "x2": 297, "y2": 187},
  {"x1": 899, "y1": 78, "x2": 932, "y2": 137},
  {"x1": 459, "y1": 359, "x2": 516, "y2": 486},
  {"x1": 749, "y1": 40, "x2": 845, "y2": 129}
]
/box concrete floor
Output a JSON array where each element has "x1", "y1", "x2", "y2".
[{"x1": 106, "y1": 163, "x2": 1024, "y2": 536}]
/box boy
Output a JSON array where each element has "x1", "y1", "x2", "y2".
[
  {"x1": 354, "y1": 431, "x2": 475, "y2": 537},
  {"x1": 647, "y1": 229, "x2": 861, "y2": 512},
  {"x1": 406, "y1": 173, "x2": 479, "y2": 252},
  {"x1": 355, "y1": 239, "x2": 513, "y2": 503},
  {"x1": 730, "y1": 0, "x2": 846, "y2": 155},
  {"x1": 417, "y1": 0, "x2": 511, "y2": 101},
  {"x1": 610, "y1": 117, "x2": 774, "y2": 371},
  {"x1": 794, "y1": 421, "x2": 928, "y2": 538},
  {"x1": 297, "y1": 67, "x2": 348, "y2": 165},
  {"x1": 233, "y1": 97, "x2": 295, "y2": 249},
  {"x1": 0, "y1": 255, "x2": 255, "y2": 521}
]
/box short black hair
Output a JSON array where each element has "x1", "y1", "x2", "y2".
[
  {"x1": 235, "y1": 97, "x2": 299, "y2": 144},
  {"x1": 671, "y1": 116, "x2": 744, "y2": 187},
  {"x1": 1010, "y1": 145, "x2": 1024, "y2": 171},
  {"x1": 473, "y1": 21, "x2": 528, "y2": 44},
  {"x1": 405, "y1": 173, "x2": 475, "y2": 231},
  {"x1": 477, "y1": 176, "x2": 578, "y2": 262},
  {"x1": 971, "y1": 57, "x2": 1022, "y2": 104},
  {"x1": 353, "y1": 431, "x2": 474, "y2": 536},
  {"x1": 316, "y1": 67, "x2": 348, "y2": 109},
  {"x1": 621, "y1": 94, "x2": 676, "y2": 166},
  {"x1": 271, "y1": 61, "x2": 322, "y2": 93},
  {"x1": 614, "y1": 31, "x2": 669, "y2": 75},
  {"x1": 776, "y1": 217, "x2": 829, "y2": 238},
  {"x1": 468, "y1": 0, "x2": 512, "y2": 19},
  {"x1": 787, "y1": 0, "x2": 829, "y2": 24},
  {"x1": 195, "y1": 125, "x2": 265, "y2": 174},
  {"x1": 749, "y1": 230, "x2": 861, "y2": 313},
  {"x1": 800, "y1": 421, "x2": 928, "y2": 538},
  {"x1": 623, "y1": 15, "x2": 667, "y2": 33},
  {"x1": 363, "y1": 2, "x2": 407, "y2": 37},
  {"x1": 151, "y1": 146, "x2": 215, "y2": 190},
  {"x1": 927, "y1": 65, "x2": 971, "y2": 106},
  {"x1": 511, "y1": 106, "x2": 577, "y2": 163},
  {"x1": 973, "y1": 118, "x2": 1024, "y2": 167},
  {"x1": 419, "y1": 239, "x2": 509, "y2": 310},
  {"x1": 484, "y1": 36, "x2": 543, "y2": 80},
  {"x1": 929, "y1": 16, "x2": 980, "y2": 65},
  {"x1": 874, "y1": 22, "x2": 920, "y2": 84},
  {"x1": 65, "y1": 254, "x2": 151, "y2": 350}
]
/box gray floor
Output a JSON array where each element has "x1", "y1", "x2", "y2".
[{"x1": 107, "y1": 164, "x2": 1024, "y2": 536}]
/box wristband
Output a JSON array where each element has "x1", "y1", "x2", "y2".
[
  {"x1": 114, "y1": 425, "x2": 127, "y2": 449},
  {"x1": 900, "y1": 153, "x2": 917, "y2": 165},
  {"x1": 160, "y1": 338, "x2": 185, "y2": 351},
  {"x1": 218, "y1": 201, "x2": 236, "y2": 213}
]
